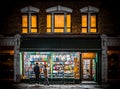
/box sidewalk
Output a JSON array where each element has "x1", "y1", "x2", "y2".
[
  {"x1": 12, "y1": 83, "x2": 109, "y2": 89},
  {"x1": 1, "y1": 79, "x2": 120, "y2": 89}
]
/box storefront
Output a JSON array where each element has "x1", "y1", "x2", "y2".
[
  {"x1": 0, "y1": 47, "x2": 14, "y2": 81},
  {"x1": 0, "y1": 36, "x2": 15, "y2": 82},
  {"x1": 107, "y1": 47, "x2": 120, "y2": 83},
  {"x1": 19, "y1": 34, "x2": 102, "y2": 84}
]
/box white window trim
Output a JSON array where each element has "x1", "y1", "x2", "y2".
[
  {"x1": 80, "y1": 6, "x2": 99, "y2": 13},
  {"x1": 80, "y1": 6, "x2": 99, "y2": 33},
  {"x1": 46, "y1": 5, "x2": 72, "y2": 13},
  {"x1": 21, "y1": 6, "x2": 39, "y2": 13},
  {"x1": 46, "y1": 5, "x2": 72, "y2": 33},
  {"x1": 20, "y1": 6, "x2": 40, "y2": 33}
]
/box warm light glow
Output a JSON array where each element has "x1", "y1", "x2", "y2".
[
  {"x1": 22, "y1": 15, "x2": 28, "y2": 33},
  {"x1": 47, "y1": 29, "x2": 51, "y2": 32},
  {"x1": 31, "y1": 15, "x2": 37, "y2": 33},
  {"x1": 82, "y1": 53, "x2": 96, "y2": 59},
  {"x1": 90, "y1": 15, "x2": 97, "y2": 33},
  {"x1": 0, "y1": 50, "x2": 14, "y2": 55},
  {"x1": 22, "y1": 15, "x2": 28, "y2": 27},
  {"x1": 55, "y1": 15, "x2": 64, "y2": 27},
  {"x1": 54, "y1": 29, "x2": 64, "y2": 32},
  {"x1": 90, "y1": 28, "x2": 96, "y2": 33},
  {"x1": 81, "y1": 14, "x2": 97, "y2": 33},
  {"x1": 31, "y1": 15, "x2": 37, "y2": 27},
  {"x1": 91, "y1": 15, "x2": 96, "y2": 27},
  {"x1": 22, "y1": 15, "x2": 38, "y2": 33},
  {"x1": 74, "y1": 58, "x2": 80, "y2": 79},
  {"x1": 108, "y1": 50, "x2": 120, "y2": 55},
  {"x1": 66, "y1": 28, "x2": 71, "y2": 32},
  {"x1": 47, "y1": 14, "x2": 71, "y2": 33},
  {"x1": 10, "y1": 50, "x2": 14, "y2": 55},
  {"x1": 81, "y1": 15, "x2": 87, "y2": 33},
  {"x1": 31, "y1": 29, "x2": 37, "y2": 33},
  {"x1": 81, "y1": 28, "x2": 87, "y2": 33},
  {"x1": 22, "y1": 28, "x2": 28, "y2": 33},
  {"x1": 67, "y1": 14, "x2": 71, "y2": 27},
  {"x1": 107, "y1": 51, "x2": 112, "y2": 55},
  {"x1": 47, "y1": 15, "x2": 51, "y2": 28},
  {"x1": 82, "y1": 15, "x2": 87, "y2": 27}
]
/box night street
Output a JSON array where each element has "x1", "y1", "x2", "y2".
[
  {"x1": 1, "y1": 84, "x2": 107, "y2": 89},
  {"x1": 1, "y1": 83, "x2": 120, "y2": 89},
  {"x1": 0, "y1": 0, "x2": 120, "y2": 89}
]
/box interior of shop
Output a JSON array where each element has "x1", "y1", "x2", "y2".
[
  {"x1": 20, "y1": 52, "x2": 98, "y2": 83},
  {"x1": 0, "y1": 50, "x2": 14, "y2": 82}
]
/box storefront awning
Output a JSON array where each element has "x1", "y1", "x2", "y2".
[{"x1": 20, "y1": 35, "x2": 101, "y2": 51}]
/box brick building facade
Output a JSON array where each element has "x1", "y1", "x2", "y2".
[{"x1": 0, "y1": 0, "x2": 120, "y2": 85}]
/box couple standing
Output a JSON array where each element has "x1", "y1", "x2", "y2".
[{"x1": 34, "y1": 63, "x2": 49, "y2": 85}]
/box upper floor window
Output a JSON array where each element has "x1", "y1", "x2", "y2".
[
  {"x1": 46, "y1": 5, "x2": 72, "y2": 33},
  {"x1": 20, "y1": 6, "x2": 39, "y2": 34},
  {"x1": 80, "y1": 6, "x2": 99, "y2": 33}
]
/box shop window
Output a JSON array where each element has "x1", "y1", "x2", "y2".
[
  {"x1": 80, "y1": 6, "x2": 99, "y2": 33},
  {"x1": 46, "y1": 5, "x2": 72, "y2": 33},
  {"x1": 21, "y1": 6, "x2": 39, "y2": 34},
  {"x1": 21, "y1": 52, "x2": 80, "y2": 80}
]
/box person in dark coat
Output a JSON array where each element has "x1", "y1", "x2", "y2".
[{"x1": 34, "y1": 63, "x2": 40, "y2": 84}]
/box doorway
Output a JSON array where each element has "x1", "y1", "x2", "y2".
[{"x1": 81, "y1": 52, "x2": 97, "y2": 81}]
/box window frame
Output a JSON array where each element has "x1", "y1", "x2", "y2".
[
  {"x1": 46, "y1": 5, "x2": 72, "y2": 33},
  {"x1": 47, "y1": 13, "x2": 71, "y2": 33},
  {"x1": 21, "y1": 13, "x2": 38, "y2": 34},
  {"x1": 20, "y1": 6, "x2": 39, "y2": 34},
  {"x1": 80, "y1": 6, "x2": 99, "y2": 34},
  {"x1": 90, "y1": 13, "x2": 98, "y2": 33}
]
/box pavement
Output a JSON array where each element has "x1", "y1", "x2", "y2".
[
  {"x1": 0, "y1": 80, "x2": 120, "y2": 89},
  {"x1": 1, "y1": 83, "x2": 112, "y2": 89}
]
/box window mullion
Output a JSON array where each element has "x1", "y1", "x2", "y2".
[
  {"x1": 51, "y1": 13, "x2": 54, "y2": 32},
  {"x1": 28, "y1": 13, "x2": 31, "y2": 33},
  {"x1": 88, "y1": 12, "x2": 90, "y2": 33},
  {"x1": 64, "y1": 13, "x2": 67, "y2": 32}
]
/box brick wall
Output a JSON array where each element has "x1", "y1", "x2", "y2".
[{"x1": 0, "y1": 1, "x2": 119, "y2": 36}]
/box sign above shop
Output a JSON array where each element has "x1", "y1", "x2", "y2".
[{"x1": 20, "y1": 35, "x2": 101, "y2": 51}]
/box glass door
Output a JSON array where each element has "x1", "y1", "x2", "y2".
[
  {"x1": 81, "y1": 52, "x2": 96, "y2": 81},
  {"x1": 82, "y1": 59, "x2": 91, "y2": 80}
]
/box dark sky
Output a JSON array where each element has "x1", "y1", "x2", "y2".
[
  {"x1": 0, "y1": 0, "x2": 117, "y2": 17},
  {"x1": 0, "y1": 0, "x2": 119, "y2": 17}
]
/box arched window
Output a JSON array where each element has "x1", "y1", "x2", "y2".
[
  {"x1": 46, "y1": 5, "x2": 72, "y2": 33},
  {"x1": 20, "y1": 6, "x2": 39, "y2": 34},
  {"x1": 80, "y1": 6, "x2": 99, "y2": 33}
]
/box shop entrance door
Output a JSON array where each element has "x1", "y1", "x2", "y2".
[
  {"x1": 81, "y1": 53, "x2": 96, "y2": 81},
  {"x1": 82, "y1": 59, "x2": 92, "y2": 80}
]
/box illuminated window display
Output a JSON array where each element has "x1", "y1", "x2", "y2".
[
  {"x1": 21, "y1": 52, "x2": 97, "y2": 82},
  {"x1": 23, "y1": 52, "x2": 51, "y2": 78},
  {"x1": 22, "y1": 52, "x2": 80, "y2": 79}
]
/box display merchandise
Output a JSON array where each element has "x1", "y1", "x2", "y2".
[
  {"x1": 23, "y1": 52, "x2": 80, "y2": 80},
  {"x1": 53, "y1": 53, "x2": 74, "y2": 79},
  {"x1": 74, "y1": 58, "x2": 80, "y2": 79}
]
